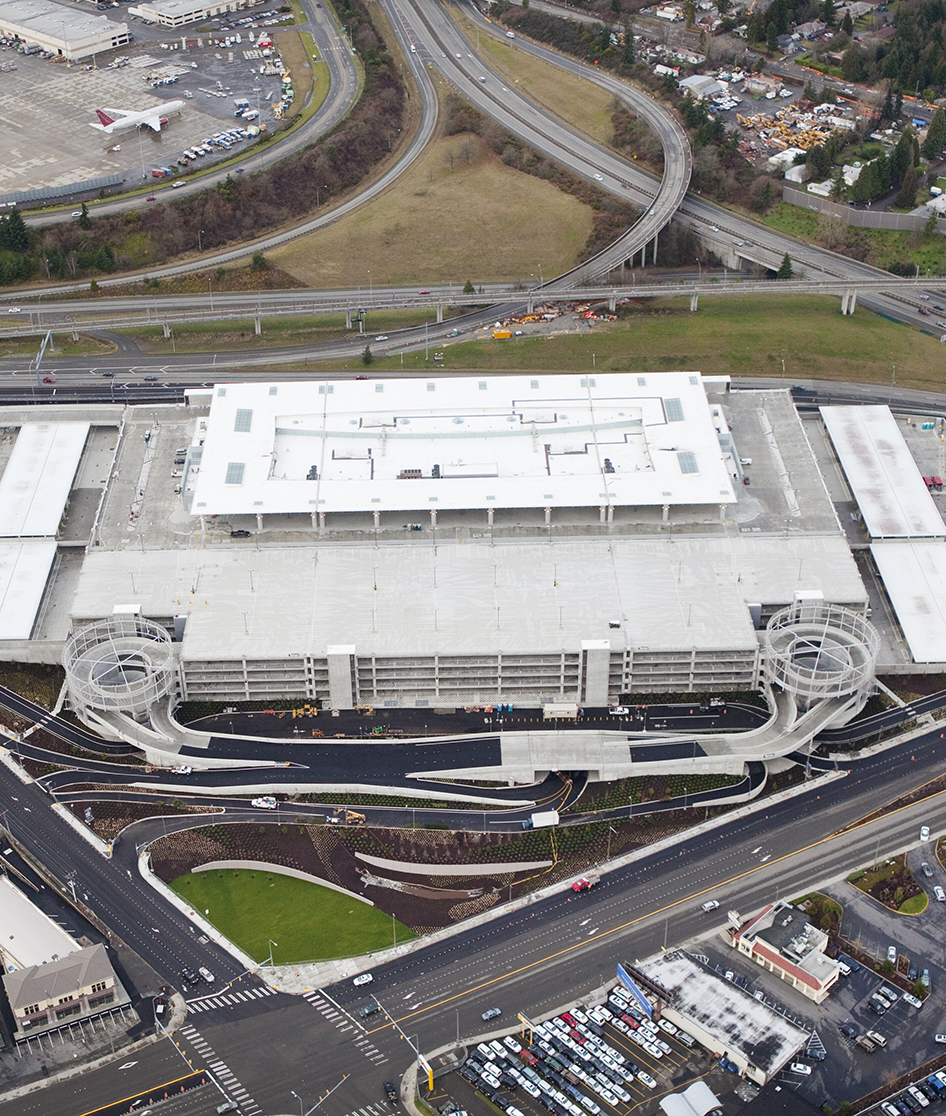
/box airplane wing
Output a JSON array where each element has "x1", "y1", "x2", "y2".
[
  {"x1": 143, "y1": 116, "x2": 163, "y2": 132},
  {"x1": 100, "y1": 108, "x2": 134, "y2": 119}
]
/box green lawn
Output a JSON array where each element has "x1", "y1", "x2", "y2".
[
  {"x1": 171, "y1": 869, "x2": 415, "y2": 963},
  {"x1": 900, "y1": 892, "x2": 929, "y2": 915}
]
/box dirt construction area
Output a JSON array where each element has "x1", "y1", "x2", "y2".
[{"x1": 0, "y1": 21, "x2": 291, "y2": 199}]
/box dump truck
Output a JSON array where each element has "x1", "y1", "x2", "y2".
[
  {"x1": 330, "y1": 807, "x2": 366, "y2": 825},
  {"x1": 521, "y1": 810, "x2": 559, "y2": 830}
]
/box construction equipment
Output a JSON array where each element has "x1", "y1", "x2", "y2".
[{"x1": 330, "y1": 807, "x2": 366, "y2": 825}]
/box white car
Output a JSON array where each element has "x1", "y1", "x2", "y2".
[
  {"x1": 7, "y1": 307, "x2": 20, "y2": 313},
  {"x1": 608, "y1": 706, "x2": 629, "y2": 715},
  {"x1": 701, "y1": 900, "x2": 720, "y2": 911},
  {"x1": 657, "y1": 1019, "x2": 677, "y2": 1036},
  {"x1": 374, "y1": 335, "x2": 388, "y2": 341},
  {"x1": 593, "y1": 173, "x2": 603, "y2": 181},
  {"x1": 251, "y1": 796, "x2": 277, "y2": 809},
  {"x1": 921, "y1": 825, "x2": 931, "y2": 841},
  {"x1": 638, "y1": 1071, "x2": 657, "y2": 1090},
  {"x1": 887, "y1": 945, "x2": 897, "y2": 964},
  {"x1": 789, "y1": 1063, "x2": 811, "y2": 1075},
  {"x1": 935, "y1": 886, "x2": 945, "y2": 902},
  {"x1": 352, "y1": 972, "x2": 374, "y2": 986}
]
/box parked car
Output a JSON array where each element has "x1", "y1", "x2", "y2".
[
  {"x1": 921, "y1": 862, "x2": 933, "y2": 877},
  {"x1": 936, "y1": 886, "x2": 945, "y2": 902}
]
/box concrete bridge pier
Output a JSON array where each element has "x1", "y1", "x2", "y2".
[
  {"x1": 163, "y1": 322, "x2": 171, "y2": 339},
  {"x1": 526, "y1": 299, "x2": 534, "y2": 315},
  {"x1": 652, "y1": 231, "x2": 658, "y2": 265},
  {"x1": 345, "y1": 309, "x2": 352, "y2": 329},
  {"x1": 436, "y1": 303, "x2": 443, "y2": 323},
  {"x1": 690, "y1": 293, "x2": 699, "y2": 312},
  {"x1": 254, "y1": 316, "x2": 261, "y2": 335},
  {"x1": 608, "y1": 292, "x2": 616, "y2": 312},
  {"x1": 841, "y1": 289, "x2": 858, "y2": 315}
]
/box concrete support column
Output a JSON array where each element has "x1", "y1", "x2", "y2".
[
  {"x1": 545, "y1": 506, "x2": 552, "y2": 525},
  {"x1": 607, "y1": 506, "x2": 614, "y2": 523},
  {"x1": 319, "y1": 511, "x2": 326, "y2": 529},
  {"x1": 599, "y1": 505, "x2": 607, "y2": 523},
  {"x1": 526, "y1": 299, "x2": 534, "y2": 315},
  {"x1": 847, "y1": 289, "x2": 857, "y2": 314},
  {"x1": 690, "y1": 293, "x2": 699, "y2": 312},
  {"x1": 345, "y1": 309, "x2": 352, "y2": 329},
  {"x1": 581, "y1": 640, "x2": 611, "y2": 707},
  {"x1": 373, "y1": 509, "x2": 380, "y2": 529},
  {"x1": 436, "y1": 303, "x2": 443, "y2": 324},
  {"x1": 327, "y1": 645, "x2": 356, "y2": 709},
  {"x1": 662, "y1": 504, "x2": 670, "y2": 522},
  {"x1": 430, "y1": 509, "x2": 438, "y2": 527},
  {"x1": 640, "y1": 245, "x2": 646, "y2": 267},
  {"x1": 163, "y1": 322, "x2": 171, "y2": 338},
  {"x1": 255, "y1": 513, "x2": 263, "y2": 533},
  {"x1": 652, "y1": 231, "x2": 658, "y2": 265},
  {"x1": 199, "y1": 515, "x2": 206, "y2": 536},
  {"x1": 487, "y1": 508, "x2": 494, "y2": 525},
  {"x1": 254, "y1": 316, "x2": 261, "y2": 335},
  {"x1": 608, "y1": 293, "x2": 616, "y2": 313},
  {"x1": 720, "y1": 503, "x2": 727, "y2": 522},
  {"x1": 311, "y1": 513, "x2": 318, "y2": 529}
]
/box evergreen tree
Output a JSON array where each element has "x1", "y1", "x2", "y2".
[
  {"x1": 895, "y1": 87, "x2": 903, "y2": 119},
  {"x1": 830, "y1": 167, "x2": 846, "y2": 198},
  {"x1": 776, "y1": 252, "x2": 794, "y2": 279},
  {"x1": 922, "y1": 108, "x2": 946, "y2": 159},
  {"x1": 77, "y1": 203, "x2": 92, "y2": 231},
  {"x1": 766, "y1": 22, "x2": 779, "y2": 51},
  {"x1": 821, "y1": 0, "x2": 835, "y2": 25},
  {"x1": 895, "y1": 164, "x2": 918, "y2": 208},
  {"x1": 803, "y1": 78, "x2": 817, "y2": 101},
  {"x1": 362, "y1": 344, "x2": 373, "y2": 365},
  {"x1": 880, "y1": 87, "x2": 894, "y2": 123},
  {"x1": 0, "y1": 209, "x2": 28, "y2": 253},
  {"x1": 841, "y1": 11, "x2": 853, "y2": 34}
]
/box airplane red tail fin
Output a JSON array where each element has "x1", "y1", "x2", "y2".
[{"x1": 95, "y1": 109, "x2": 116, "y2": 127}]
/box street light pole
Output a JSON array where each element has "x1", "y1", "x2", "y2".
[{"x1": 290, "y1": 1090, "x2": 304, "y2": 1116}]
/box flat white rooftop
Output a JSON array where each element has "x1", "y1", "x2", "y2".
[
  {"x1": 639, "y1": 951, "x2": 809, "y2": 1078},
  {"x1": 820, "y1": 405, "x2": 945, "y2": 539},
  {"x1": 188, "y1": 374, "x2": 737, "y2": 516},
  {"x1": 0, "y1": 423, "x2": 90, "y2": 538},
  {"x1": 871, "y1": 540, "x2": 946, "y2": 663},
  {"x1": 70, "y1": 534, "x2": 865, "y2": 662},
  {"x1": 0, "y1": 540, "x2": 58, "y2": 640},
  {"x1": 0, "y1": 876, "x2": 77, "y2": 971},
  {"x1": 0, "y1": 0, "x2": 127, "y2": 41}
]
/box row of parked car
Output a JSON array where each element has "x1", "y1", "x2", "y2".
[
  {"x1": 178, "y1": 128, "x2": 252, "y2": 165},
  {"x1": 459, "y1": 986, "x2": 695, "y2": 1114},
  {"x1": 877, "y1": 1071, "x2": 946, "y2": 1115}
]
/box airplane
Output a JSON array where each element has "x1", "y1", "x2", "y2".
[{"x1": 88, "y1": 100, "x2": 185, "y2": 135}]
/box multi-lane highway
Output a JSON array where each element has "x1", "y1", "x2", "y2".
[{"x1": 3, "y1": 707, "x2": 946, "y2": 1116}]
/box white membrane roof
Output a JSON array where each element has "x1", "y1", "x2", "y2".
[
  {"x1": 0, "y1": 540, "x2": 57, "y2": 640},
  {"x1": 0, "y1": 876, "x2": 77, "y2": 970},
  {"x1": 871, "y1": 540, "x2": 946, "y2": 663},
  {"x1": 70, "y1": 535, "x2": 865, "y2": 662},
  {"x1": 188, "y1": 374, "x2": 737, "y2": 516},
  {"x1": 820, "y1": 405, "x2": 945, "y2": 539},
  {"x1": 0, "y1": 423, "x2": 89, "y2": 538}
]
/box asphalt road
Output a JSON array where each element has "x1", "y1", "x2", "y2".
[{"x1": 3, "y1": 710, "x2": 946, "y2": 1114}]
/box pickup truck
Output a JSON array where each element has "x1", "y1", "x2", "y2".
[{"x1": 251, "y1": 796, "x2": 277, "y2": 809}]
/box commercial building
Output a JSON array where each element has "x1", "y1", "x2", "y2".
[
  {"x1": 730, "y1": 900, "x2": 842, "y2": 1004},
  {"x1": 127, "y1": 0, "x2": 256, "y2": 28},
  {"x1": 638, "y1": 951, "x2": 810, "y2": 1086},
  {"x1": 0, "y1": 0, "x2": 130, "y2": 62},
  {"x1": 2, "y1": 943, "x2": 131, "y2": 1041}
]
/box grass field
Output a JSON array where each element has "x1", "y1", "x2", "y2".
[
  {"x1": 337, "y1": 293, "x2": 946, "y2": 394},
  {"x1": 171, "y1": 869, "x2": 416, "y2": 963},
  {"x1": 270, "y1": 125, "x2": 593, "y2": 288}
]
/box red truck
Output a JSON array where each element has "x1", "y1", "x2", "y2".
[{"x1": 572, "y1": 873, "x2": 601, "y2": 892}]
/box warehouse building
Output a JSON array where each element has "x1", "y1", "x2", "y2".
[
  {"x1": 128, "y1": 0, "x2": 257, "y2": 28},
  {"x1": 0, "y1": 1, "x2": 130, "y2": 61}
]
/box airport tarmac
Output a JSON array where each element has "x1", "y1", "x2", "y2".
[{"x1": 0, "y1": 14, "x2": 289, "y2": 199}]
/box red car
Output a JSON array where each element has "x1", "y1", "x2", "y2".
[
  {"x1": 560, "y1": 1012, "x2": 577, "y2": 1026},
  {"x1": 146, "y1": 194, "x2": 156, "y2": 201},
  {"x1": 418, "y1": 289, "x2": 431, "y2": 294},
  {"x1": 42, "y1": 376, "x2": 55, "y2": 383}
]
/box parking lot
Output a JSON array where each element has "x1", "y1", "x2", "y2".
[
  {"x1": 0, "y1": 4, "x2": 292, "y2": 198},
  {"x1": 433, "y1": 991, "x2": 747, "y2": 1116}
]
